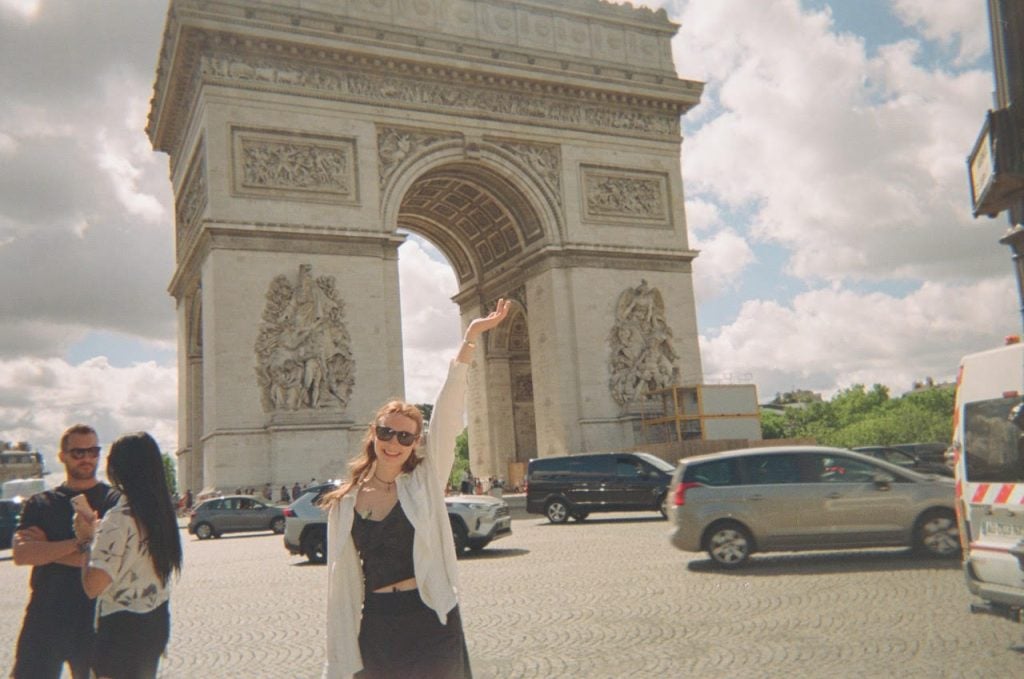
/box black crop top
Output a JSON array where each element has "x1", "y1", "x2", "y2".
[{"x1": 351, "y1": 503, "x2": 416, "y2": 591}]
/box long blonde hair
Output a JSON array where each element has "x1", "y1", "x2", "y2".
[{"x1": 320, "y1": 400, "x2": 425, "y2": 508}]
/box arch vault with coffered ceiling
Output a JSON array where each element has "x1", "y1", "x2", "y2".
[{"x1": 148, "y1": 0, "x2": 704, "y2": 494}]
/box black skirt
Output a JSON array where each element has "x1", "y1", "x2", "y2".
[
  {"x1": 357, "y1": 590, "x2": 472, "y2": 679},
  {"x1": 93, "y1": 601, "x2": 170, "y2": 679}
]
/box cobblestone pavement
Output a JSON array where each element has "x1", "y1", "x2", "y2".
[{"x1": 1, "y1": 514, "x2": 1022, "y2": 678}]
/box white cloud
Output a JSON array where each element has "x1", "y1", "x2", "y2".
[
  {"x1": 674, "y1": 0, "x2": 998, "y2": 285},
  {"x1": 398, "y1": 236, "x2": 461, "y2": 402},
  {"x1": 701, "y1": 277, "x2": 1017, "y2": 399},
  {"x1": 890, "y1": 0, "x2": 989, "y2": 65},
  {"x1": 0, "y1": 356, "x2": 177, "y2": 475}
]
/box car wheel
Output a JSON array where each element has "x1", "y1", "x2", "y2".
[
  {"x1": 270, "y1": 517, "x2": 285, "y2": 534},
  {"x1": 705, "y1": 522, "x2": 753, "y2": 568},
  {"x1": 194, "y1": 522, "x2": 215, "y2": 540},
  {"x1": 914, "y1": 508, "x2": 960, "y2": 557},
  {"x1": 571, "y1": 511, "x2": 589, "y2": 522},
  {"x1": 545, "y1": 499, "x2": 570, "y2": 524},
  {"x1": 303, "y1": 527, "x2": 327, "y2": 564},
  {"x1": 658, "y1": 495, "x2": 668, "y2": 520},
  {"x1": 450, "y1": 519, "x2": 469, "y2": 557},
  {"x1": 468, "y1": 539, "x2": 489, "y2": 552}
]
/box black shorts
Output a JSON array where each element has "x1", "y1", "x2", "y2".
[
  {"x1": 357, "y1": 590, "x2": 472, "y2": 679},
  {"x1": 93, "y1": 601, "x2": 170, "y2": 679}
]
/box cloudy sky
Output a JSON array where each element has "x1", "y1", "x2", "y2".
[{"x1": 0, "y1": 0, "x2": 1015, "y2": 475}]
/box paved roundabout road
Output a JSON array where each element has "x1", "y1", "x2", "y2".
[{"x1": 1, "y1": 514, "x2": 1021, "y2": 677}]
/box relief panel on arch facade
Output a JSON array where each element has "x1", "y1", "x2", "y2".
[
  {"x1": 175, "y1": 143, "x2": 207, "y2": 258},
  {"x1": 581, "y1": 165, "x2": 670, "y2": 226},
  {"x1": 608, "y1": 279, "x2": 680, "y2": 406},
  {"x1": 377, "y1": 126, "x2": 461, "y2": 191},
  {"x1": 232, "y1": 127, "x2": 357, "y2": 203},
  {"x1": 254, "y1": 264, "x2": 355, "y2": 414},
  {"x1": 489, "y1": 139, "x2": 563, "y2": 209}
]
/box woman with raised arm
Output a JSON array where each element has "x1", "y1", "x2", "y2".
[
  {"x1": 73, "y1": 432, "x2": 183, "y2": 679},
  {"x1": 321, "y1": 299, "x2": 510, "y2": 679}
]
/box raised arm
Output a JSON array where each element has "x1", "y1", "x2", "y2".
[
  {"x1": 455, "y1": 299, "x2": 512, "y2": 365},
  {"x1": 425, "y1": 299, "x2": 511, "y2": 487}
]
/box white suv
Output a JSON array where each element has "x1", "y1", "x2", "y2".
[{"x1": 283, "y1": 482, "x2": 512, "y2": 564}]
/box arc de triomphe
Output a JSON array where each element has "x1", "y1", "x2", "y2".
[{"x1": 147, "y1": 0, "x2": 705, "y2": 494}]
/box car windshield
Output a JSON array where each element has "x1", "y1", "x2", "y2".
[{"x1": 633, "y1": 452, "x2": 674, "y2": 473}]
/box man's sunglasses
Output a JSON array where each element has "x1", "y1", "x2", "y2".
[
  {"x1": 375, "y1": 425, "x2": 418, "y2": 447},
  {"x1": 66, "y1": 446, "x2": 101, "y2": 460}
]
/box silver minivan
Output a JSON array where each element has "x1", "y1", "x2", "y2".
[{"x1": 667, "y1": 446, "x2": 960, "y2": 568}]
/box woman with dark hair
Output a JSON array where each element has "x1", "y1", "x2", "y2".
[
  {"x1": 73, "y1": 432, "x2": 182, "y2": 679},
  {"x1": 322, "y1": 299, "x2": 510, "y2": 679}
]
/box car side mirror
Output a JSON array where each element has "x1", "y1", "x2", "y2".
[{"x1": 873, "y1": 472, "x2": 894, "y2": 487}]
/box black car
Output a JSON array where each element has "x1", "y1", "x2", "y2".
[
  {"x1": 525, "y1": 452, "x2": 674, "y2": 523},
  {"x1": 852, "y1": 445, "x2": 953, "y2": 477},
  {"x1": 0, "y1": 499, "x2": 22, "y2": 549}
]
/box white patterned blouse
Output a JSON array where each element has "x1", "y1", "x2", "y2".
[{"x1": 89, "y1": 497, "x2": 171, "y2": 617}]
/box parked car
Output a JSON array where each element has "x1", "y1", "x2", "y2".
[
  {"x1": 0, "y1": 499, "x2": 21, "y2": 549},
  {"x1": 187, "y1": 495, "x2": 286, "y2": 540},
  {"x1": 852, "y1": 445, "x2": 954, "y2": 477},
  {"x1": 526, "y1": 452, "x2": 673, "y2": 524},
  {"x1": 283, "y1": 482, "x2": 512, "y2": 564},
  {"x1": 667, "y1": 445, "x2": 960, "y2": 568}
]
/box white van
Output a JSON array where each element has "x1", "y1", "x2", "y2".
[
  {"x1": 1, "y1": 478, "x2": 47, "y2": 502},
  {"x1": 951, "y1": 337, "x2": 1024, "y2": 624}
]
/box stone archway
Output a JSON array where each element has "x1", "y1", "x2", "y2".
[{"x1": 149, "y1": 0, "x2": 705, "y2": 492}]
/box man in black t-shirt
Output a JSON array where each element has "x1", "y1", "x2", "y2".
[{"x1": 11, "y1": 424, "x2": 120, "y2": 679}]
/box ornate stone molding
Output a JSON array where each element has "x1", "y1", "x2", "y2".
[
  {"x1": 175, "y1": 142, "x2": 207, "y2": 259},
  {"x1": 582, "y1": 165, "x2": 670, "y2": 225},
  {"x1": 232, "y1": 127, "x2": 358, "y2": 203},
  {"x1": 608, "y1": 280, "x2": 680, "y2": 406},
  {"x1": 254, "y1": 264, "x2": 355, "y2": 413},
  {"x1": 377, "y1": 126, "x2": 461, "y2": 191}
]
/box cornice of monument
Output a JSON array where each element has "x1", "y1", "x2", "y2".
[
  {"x1": 147, "y1": 0, "x2": 704, "y2": 155},
  {"x1": 167, "y1": 221, "x2": 407, "y2": 299}
]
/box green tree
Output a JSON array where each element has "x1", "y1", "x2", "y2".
[
  {"x1": 450, "y1": 427, "x2": 470, "y2": 490},
  {"x1": 759, "y1": 383, "x2": 954, "y2": 448},
  {"x1": 162, "y1": 454, "x2": 177, "y2": 496}
]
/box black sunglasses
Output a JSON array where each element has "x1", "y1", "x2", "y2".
[
  {"x1": 375, "y1": 425, "x2": 417, "y2": 447},
  {"x1": 67, "y1": 446, "x2": 101, "y2": 460}
]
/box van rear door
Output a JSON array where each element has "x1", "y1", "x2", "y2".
[{"x1": 957, "y1": 343, "x2": 1024, "y2": 599}]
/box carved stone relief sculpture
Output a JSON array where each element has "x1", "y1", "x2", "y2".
[
  {"x1": 493, "y1": 139, "x2": 563, "y2": 208},
  {"x1": 175, "y1": 146, "x2": 207, "y2": 257},
  {"x1": 582, "y1": 166, "x2": 669, "y2": 224},
  {"x1": 377, "y1": 126, "x2": 456, "y2": 190},
  {"x1": 608, "y1": 280, "x2": 680, "y2": 406},
  {"x1": 232, "y1": 128, "x2": 357, "y2": 203},
  {"x1": 255, "y1": 264, "x2": 355, "y2": 413},
  {"x1": 199, "y1": 52, "x2": 680, "y2": 141}
]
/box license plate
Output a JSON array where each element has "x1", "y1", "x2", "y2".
[{"x1": 981, "y1": 519, "x2": 1024, "y2": 539}]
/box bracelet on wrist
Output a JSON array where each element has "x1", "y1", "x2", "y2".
[{"x1": 76, "y1": 539, "x2": 92, "y2": 554}]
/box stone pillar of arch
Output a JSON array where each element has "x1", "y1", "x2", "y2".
[{"x1": 148, "y1": 0, "x2": 704, "y2": 492}]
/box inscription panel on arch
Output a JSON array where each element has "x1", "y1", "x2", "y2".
[
  {"x1": 580, "y1": 165, "x2": 671, "y2": 227},
  {"x1": 231, "y1": 127, "x2": 359, "y2": 204}
]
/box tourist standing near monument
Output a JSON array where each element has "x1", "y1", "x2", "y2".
[
  {"x1": 74, "y1": 432, "x2": 182, "y2": 679},
  {"x1": 10, "y1": 424, "x2": 120, "y2": 679},
  {"x1": 321, "y1": 299, "x2": 510, "y2": 679}
]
